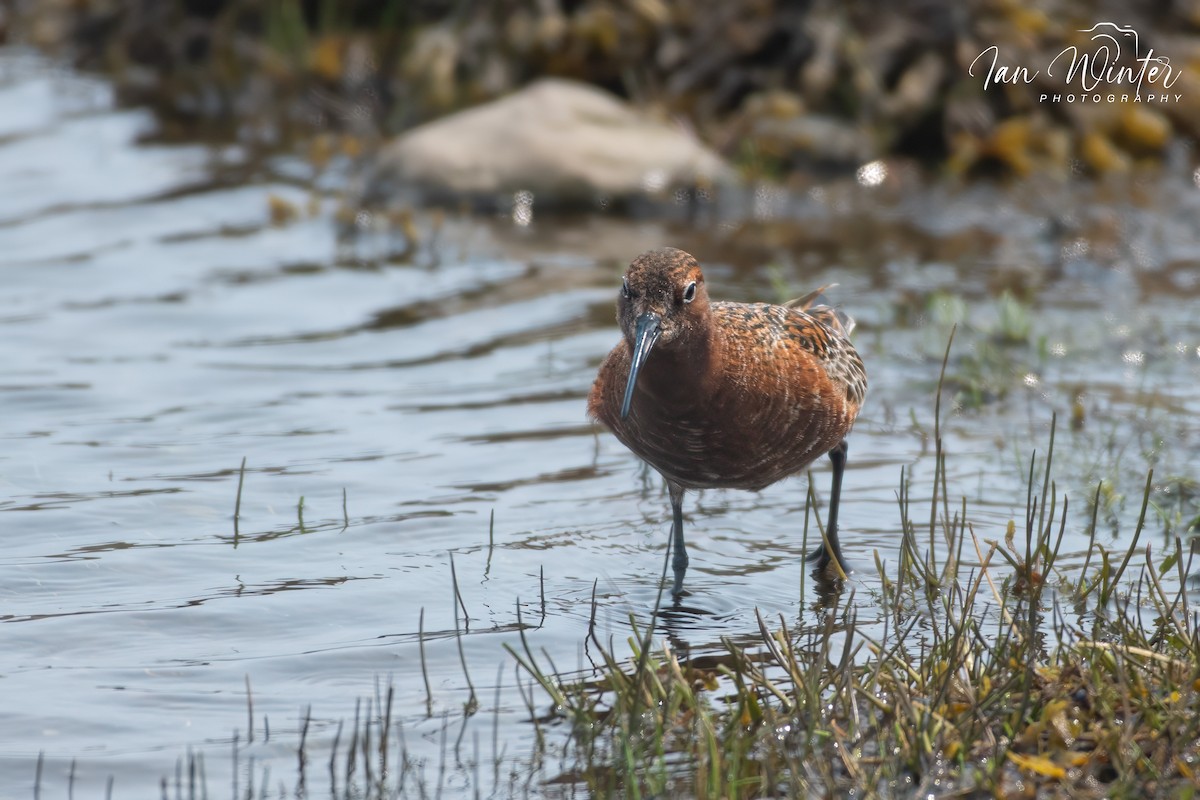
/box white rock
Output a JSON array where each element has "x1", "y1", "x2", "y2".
[{"x1": 363, "y1": 78, "x2": 731, "y2": 207}]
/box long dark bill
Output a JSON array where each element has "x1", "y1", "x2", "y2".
[{"x1": 619, "y1": 312, "x2": 662, "y2": 419}]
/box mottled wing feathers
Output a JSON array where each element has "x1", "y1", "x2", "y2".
[
  {"x1": 782, "y1": 284, "x2": 835, "y2": 311},
  {"x1": 783, "y1": 284, "x2": 856, "y2": 338},
  {"x1": 710, "y1": 300, "x2": 867, "y2": 410}
]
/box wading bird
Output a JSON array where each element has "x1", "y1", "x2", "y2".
[{"x1": 588, "y1": 247, "x2": 866, "y2": 594}]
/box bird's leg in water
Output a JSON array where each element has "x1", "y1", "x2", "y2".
[
  {"x1": 669, "y1": 481, "x2": 688, "y2": 594},
  {"x1": 817, "y1": 439, "x2": 848, "y2": 573}
]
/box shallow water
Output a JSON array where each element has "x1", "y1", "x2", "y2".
[{"x1": 1, "y1": 48, "x2": 1199, "y2": 797}]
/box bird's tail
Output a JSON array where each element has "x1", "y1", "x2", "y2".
[{"x1": 784, "y1": 284, "x2": 856, "y2": 337}]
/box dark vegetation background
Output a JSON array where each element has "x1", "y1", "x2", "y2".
[{"x1": 6, "y1": 0, "x2": 1200, "y2": 180}]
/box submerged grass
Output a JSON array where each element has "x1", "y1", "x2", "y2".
[
  {"x1": 512, "y1": 413, "x2": 1200, "y2": 798},
  {"x1": 506, "y1": 422, "x2": 1200, "y2": 796},
  {"x1": 504, "y1": 331, "x2": 1200, "y2": 797},
  {"x1": 71, "y1": 462, "x2": 1192, "y2": 799}
]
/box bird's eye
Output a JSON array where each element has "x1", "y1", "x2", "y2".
[
  {"x1": 682, "y1": 281, "x2": 697, "y2": 303},
  {"x1": 621, "y1": 279, "x2": 631, "y2": 299}
]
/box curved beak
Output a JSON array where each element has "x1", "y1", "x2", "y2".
[{"x1": 620, "y1": 312, "x2": 662, "y2": 419}]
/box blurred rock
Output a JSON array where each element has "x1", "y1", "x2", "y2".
[
  {"x1": 1116, "y1": 107, "x2": 1171, "y2": 155},
  {"x1": 883, "y1": 51, "x2": 945, "y2": 120},
  {"x1": 360, "y1": 78, "x2": 731, "y2": 208},
  {"x1": 1080, "y1": 132, "x2": 1131, "y2": 175},
  {"x1": 748, "y1": 113, "x2": 877, "y2": 167}
]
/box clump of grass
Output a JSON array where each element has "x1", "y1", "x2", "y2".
[
  {"x1": 514, "y1": 410, "x2": 1200, "y2": 797},
  {"x1": 526, "y1": 342, "x2": 1192, "y2": 797}
]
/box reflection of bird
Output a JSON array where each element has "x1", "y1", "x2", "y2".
[{"x1": 588, "y1": 248, "x2": 867, "y2": 595}]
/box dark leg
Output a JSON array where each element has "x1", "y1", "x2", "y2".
[
  {"x1": 668, "y1": 482, "x2": 689, "y2": 595},
  {"x1": 808, "y1": 439, "x2": 848, "y2": 574}
]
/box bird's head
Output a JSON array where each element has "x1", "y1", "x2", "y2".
[{"x1": 615, "y1": 247, "x2": 710, "y2": 419}]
